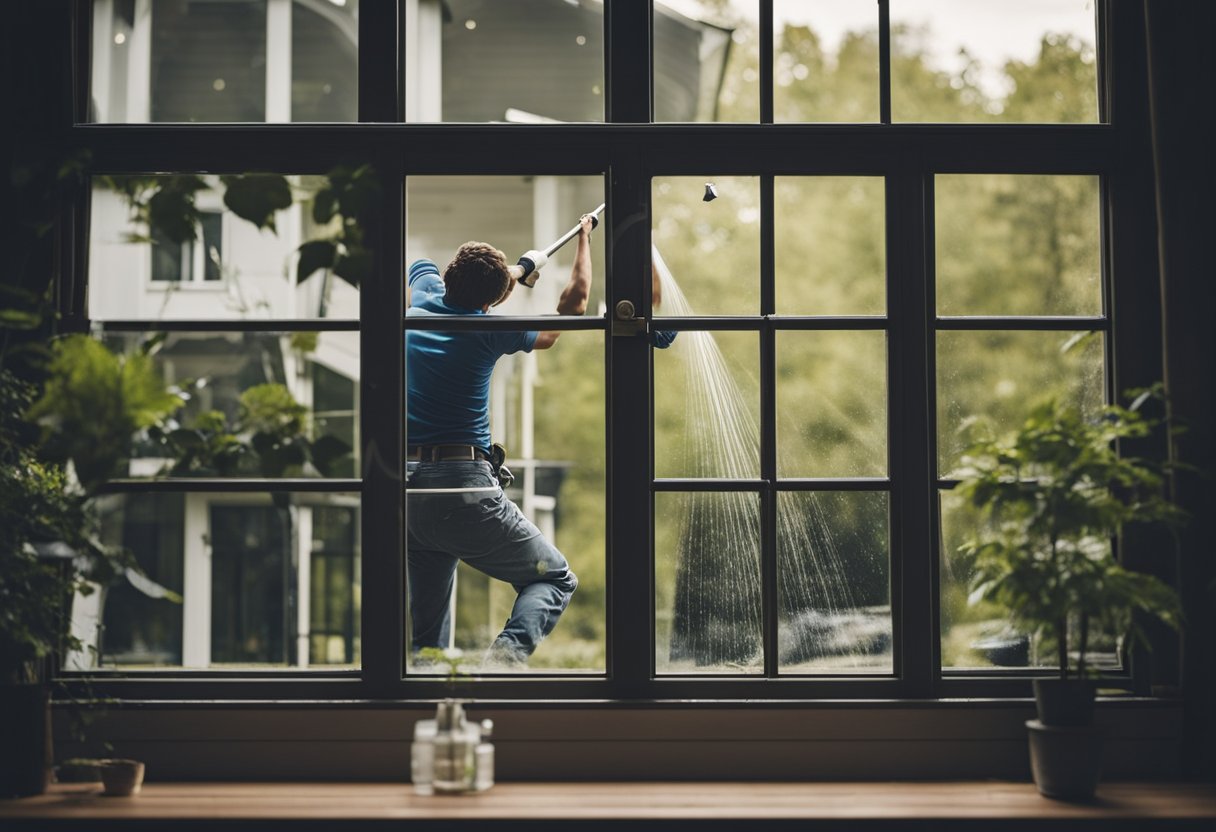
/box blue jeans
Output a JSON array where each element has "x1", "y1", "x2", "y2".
[{"x1": 406, "y1": 460, "x2": 578, "y2": 659}]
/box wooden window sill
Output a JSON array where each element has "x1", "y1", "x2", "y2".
[{"x1": 2, "y1": 781, "x2": 1215, "y2": 830}]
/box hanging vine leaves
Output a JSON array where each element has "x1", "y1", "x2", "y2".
[{"x1": 220, "y1": 173, "x2": 293, "y2": 233}]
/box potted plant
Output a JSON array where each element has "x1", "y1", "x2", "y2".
[
  {"x1": 956, "y1": 391, "x2": 1183, "y2": 799},
  {"x1": 0, "y1": 371, "x2": 136, "y2": 797}
]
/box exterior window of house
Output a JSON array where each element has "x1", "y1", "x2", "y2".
[
  {"x1": 151, "y1": 210, "x2": 223, "y2": 283},
  {"x1": 64, "y1": 1, "x2": 1165, "y2": 701},
  {"x1": 89, "y1": 0, "x2": 359, "y2": 123}
]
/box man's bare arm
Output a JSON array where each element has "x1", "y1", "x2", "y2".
[{"x1": 534, "y1": 215, "x2": 594, "y2": 350}]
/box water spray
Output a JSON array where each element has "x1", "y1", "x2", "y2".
[{"x1": 509, "y1": 202, "x2": 605, "y2": 288}]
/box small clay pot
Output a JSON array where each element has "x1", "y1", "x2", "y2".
[
  {"x1": 99, "y1": 759, "x2": 145, "y2": 797},
  {"x1": 1026, "y1": 720, "x2": 1104, "y2": 800}
]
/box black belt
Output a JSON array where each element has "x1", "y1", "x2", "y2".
[{"x1": 407, "y1": 444, "x2": 491, "y2": 462}]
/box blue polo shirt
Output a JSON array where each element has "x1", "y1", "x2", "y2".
[{"x1": 406, "y1": 259, "x2": 537, "y2": 453}]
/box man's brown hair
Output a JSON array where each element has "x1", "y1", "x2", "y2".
[{"x1": 443, "y1": 242, "x2": 511, "y2": 310}]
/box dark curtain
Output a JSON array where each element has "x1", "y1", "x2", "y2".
[{"x1": 1144, "y1": 1, "x2": 1216, "y2": 782}]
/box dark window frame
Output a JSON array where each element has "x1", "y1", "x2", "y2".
[{"x1": 58, "y1": 0, "x2": 1168, "y2": 703}]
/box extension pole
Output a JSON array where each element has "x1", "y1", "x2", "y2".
[{"x1": 509, "y1": 203, "x2": 605, "y2": 287}]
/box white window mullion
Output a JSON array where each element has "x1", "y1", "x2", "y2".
[
  {"x1": 126, "y1": 0, "x2": 152, "y2": 122},
  {"x1": 296, "y1": 506, "x2": 312, "y2": 667},
  {"x1": 181, "y1": 495, "x2": 212, "y2": 668},
  {"x1": 266, "y1": 0, "x2": 293, "y2": 122},
  {"x1": 90, "y1": 0, "x2": 114, "y2": 121}
]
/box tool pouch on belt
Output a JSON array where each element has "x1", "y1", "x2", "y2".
[{"x1": 489, "y1": 443, "x2": 514, "y2": 489}]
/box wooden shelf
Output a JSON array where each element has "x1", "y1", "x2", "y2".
[{"x1": 2, "y1": 781, "x2": 1215, "y2": 830}]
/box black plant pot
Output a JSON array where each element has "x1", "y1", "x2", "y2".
[
  {"x1": 0, "y1": 684, "x2": 52, "y2": 798},
  {"x1": 1033, "y1": 678, "x2": 1095, "y2": 726},
  {"x1": 1027, "y1": 719, "x2": 1104, "y2": 800}
]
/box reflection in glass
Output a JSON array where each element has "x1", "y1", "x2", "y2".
[
  {"x1": 405, "y1": 0, "x2": 603, "y2": 122},
  {"x1": 936, "y1": 175, "x2": 1102, "y2": 317},
  {"x1": 655, "y1": 0, "x2": 755, "y2": 122},
  {"x1": 97, "y1": 331, "x2": 359, "y2": 479},
  {"x1": 655, "y1": 331, "x2": 759, "y2": 480},
  {"x1": 773, "y1": 1, "x2": 880, "y2": 122},
  {"x1": 89, "y1": 0, "x2": 359, "y2": 123},
  {"x1": 891, "y1": 0, "x2": 1098, "y2": 123},
  {"x1": 778, "y1": 491, "x2": 891, "y2": 673},
  {"x1": 77, "y1": 492, "x2": 360, "y2": 670},
  {"x1": 652, "y1": 176, "x2": 760, "y2": 317},
  {"x1": 775, "y1": 177, "x2": 886, "y2": 315},
  {"x1": 656, "y1": 492, "x2": 763, "y2": 674},
  {"x1": 89, "y1": 175, "x2": 361, "y2": 321},
  {"x1": 777, "y1": 332, "x2": 886, "y2": 478},
  {"x1": 936, "y1": 330, "x2": 1105, "y2": 476},
  {"x1": 938, "y1": 490, "x2": 1116, "y2": 670},
  {"x1": 405, "y1": 332, "x2": 606, "y2": 673}
]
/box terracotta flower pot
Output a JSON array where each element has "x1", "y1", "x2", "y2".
[{"x1": 99, "y1": 759, "x2": 145, "y2": 797}]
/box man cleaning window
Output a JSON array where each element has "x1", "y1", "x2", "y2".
[{"x1": 405, "y1": 214, "x2": 596, "y2": 667}]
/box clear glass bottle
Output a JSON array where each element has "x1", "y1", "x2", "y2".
[
  {"x1": 410, "y1": 718, "x2": 437, "y2": 796},
  {"x1": 432, "y1": 700, "x2": 477, "y2": 793},
  {"x1": 473, "y1": 719, "x2": 495, "y2": 791}
]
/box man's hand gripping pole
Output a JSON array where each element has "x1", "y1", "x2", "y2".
[{"x1": 509, "y1": 203, "x2": 604, "y2": 288}]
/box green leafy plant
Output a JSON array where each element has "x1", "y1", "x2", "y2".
[
  {"x1": 151, "y1": 383, "x2": 351, "y2": 478},
  {"x1": 416, "y1": 647, "x2": 472, "y2": 690},
  {"x1": 296, "y1": 163, "x2": 380, "y2": 288},
  {"x1": 0, "y1": 371, "x2": 134, "y2": 684},
  {"x1": 956, "y1": 391, "x2": 1184, "y2": 679},
  {"x1": 25, "y1": 335, "x2": 186, "y2": 490}
]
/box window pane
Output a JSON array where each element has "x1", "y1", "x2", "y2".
[
  {"x1": 655, "y1": 331, "x2": 759, "y2": 479},
  {"x1": 936, "y1": 330, "x2": 1105, "y2": 477},
  {"x1": 891, "y1": 0, "x2": 1098, "y2": 123},
  {"x1": 773, "y1": 1, "x2": 880, "y2": 123},
  {"x1": 775, "y1": 176, "x2": 886, "y2": 315},
  {"x1": 936, "y1": 175, "x2": 1102, "y2": 317},
  {"x1": 89, "y1": 0, "x2": 359, "y2": 123},
  {"x1": 89, "y1": 174, "x2": 364, "y2": 320},
  {"x1": 80, "y1": 331, "x2": 360, "y2": 480},
  {"x1": 405, "y1": 0, "x2": 603, "y2": 122},
  {"x1": 405, "y1": 175, "x2": 607, "y2": 316},
  {"x1": 777, "y1": 331, "x2": 886, "y2": 478},
  {"x1": 655, "y1": 1, "x2": 757, "y2": 122},
  {"x1": 404, "y1": 329, "x2": 605, "y2": 674},
  {"x1": 653, "y1": 176, "x2": 760, "y2": 317},
  {"x1": 778, "y1": 491, "x2": 891, "y2": 673},
  {"x1": 656, "y1": 491, "x2": 763, "y2": 674},
  {"x1": 68, "y1": 492, "x2": 360, "y2": 670},
  {"x1": 939, "y1": 490, "x2": 1119, "y2": 671}
]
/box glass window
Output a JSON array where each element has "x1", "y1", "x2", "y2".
[
  {"x1": 775, "y1": 176, "x2": 886, "y2": 316},
  {"x1": 150, "y1": 210, "x2": 223, "y2": 283},
  {"x1": 655, "y1": 331, "x2": 759, "y2": 480},
  {"x1": 936, "y1": 329, "x2": 1105, "y2": 477},
  {"x1": 936, "y1": 174, "x2": 1102, "y2": 317},
  {"x1": 89, "y1": 0, "x2": 359, "y2": 123},
  {"x1": 773, "y1": 0, "x2": 880, "y2": 123},
  {"x1": 656, "y1": 491, "x2": 763, "y2": 674},
  {"x1": 76, "y1": 492, "x2": 361, "y2": 670},
  {"x1": 652, "y1": 176, "x2": 760, "y2": 317},
  {"x1": 655, "y1": 0, "x2": 756, "y2": 122},
  {"x1": 404, "y1": 176, "x2": 607, "y2": 674},
  {"x1": 89, "y1": 174, "x2": 362, "y2": 321},
  {"x1": 778, "y1": 491, "x2": 891, "y2": 673},
  {"x1": 87, "y1": 331, "x2": 360, "y2": 479},
  {"x1": 404, "y1": 0, "x2": 604, "y2": 122},
  {"x1": 890, "y1": 0, "x2": 1099, "y2": 123},
  {"x1": 776, "y1": 331, "x2": 886, "y2": 479}
]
